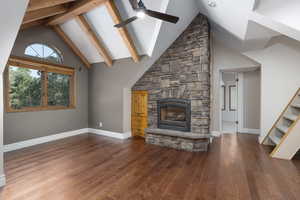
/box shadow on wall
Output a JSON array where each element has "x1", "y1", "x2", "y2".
[
  {"x1": 4, "y1": 26, "x2": 89, "y2": 145},
  {"x1": 88, "y1": 1, "x2": 203, "y2": 134}
]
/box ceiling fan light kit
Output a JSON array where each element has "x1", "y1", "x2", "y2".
[
  {"x1": 114, "y1": 0, "x2": 180, "y2": 28},
  {"x1": 136, "y1": 11, "x2": 146, "y2": 19}
]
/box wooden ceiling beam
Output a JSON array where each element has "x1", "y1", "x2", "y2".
[
  {"x1": 27, "y1": 0, "x2": 76, "y2": 12},
  {"x1": 47, "y1": 0, "x2": 108, "y2": 26},
  {"x1": 21, "y1": 19, "x2": 47, "y2": 30},
  {"x1": 105, "y1": 0, "x2": 140, "y2": 63},
  {"x1": 52, "y1": 25, "x2": 91, "y2": 68},
  {"x1": 23, "y1": 5, "x2": 68, "y2": 24},
  {"x1": 75, "y1": 15, "x2": 112, "y2": 66}
]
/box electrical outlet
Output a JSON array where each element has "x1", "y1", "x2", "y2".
[{"x1": 99, "y1": 122, "x2": 103, "y2": 128}]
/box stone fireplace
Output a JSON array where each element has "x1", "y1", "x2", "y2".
[
  {"x1": 158, "y1": 99, "x2": 191, "y2": 132},
  {"x1": 132, "y1": 14, "x2": 212, "y2": 152}
]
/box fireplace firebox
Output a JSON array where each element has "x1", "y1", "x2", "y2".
[{"x1": 157, "y1": 99, "x2": 191, "y2": 132}]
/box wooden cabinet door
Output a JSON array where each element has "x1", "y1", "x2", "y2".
[{"x1": 131, "y1": 91, "x2": 148, "y2": 137}]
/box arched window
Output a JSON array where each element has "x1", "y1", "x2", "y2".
[{"x1": 25, "y1": 43, "x2": 63, "y2": 64}]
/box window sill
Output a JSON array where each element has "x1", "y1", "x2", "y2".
[{"x1": 6, "y1": 105, "x2": 76, "y2": 113}]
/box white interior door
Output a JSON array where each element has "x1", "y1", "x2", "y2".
[{"x1": 229, "y1": 73, "x2": 238, "y2": 133}]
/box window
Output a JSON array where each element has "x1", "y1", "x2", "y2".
[
  {"x1": 48, "y1": 72, "x2": 71, "y2": 107},
  {"x1": 221, "y1": 85, "x2": 226, "y2": 111},
  {"x1": 229, "y1": 85, "x2": 237, "y2": 111},
  {"x1": 25, "y1": 43, "x2": 63, "y2": 64},
  {"x1": 5, "y1": 56, "x2": 75, "y2": 112}
]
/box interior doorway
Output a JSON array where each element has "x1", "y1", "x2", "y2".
[
  {"x1": 131, "y1": 90, "x2": 148, "y2": 137},
  {"x1": 220, "y1": 72, "x2": 238, "y2": 133},
  {"x1": 220, "y1": 68, "x2": 261, "y2": 135}
]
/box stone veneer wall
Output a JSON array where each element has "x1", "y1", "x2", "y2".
[{"x1": 132, "y1": 14, "x2": 210, "y2": 135}]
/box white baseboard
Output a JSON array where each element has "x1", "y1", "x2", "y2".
[
  {"x1": 0, "y1": 174, "x2": 6, "y2": 187},
  {"x1": 4, "y1": 128, "x2": 89, "y2": 152},
  {"x1": 239, "y1": 128, "x2": 260, "y2": 135},
  {"x1": 221, "y1": 131, "x2": 236, "y2": 134},
  {"x1": 213, "y1": 129, "x2": 260, "y2": 136},
  {"x1": 3, "y1": 128, "x2": 132, "y2": 153},
  {"x1": 88, "y1": 128, "x2": 132, "y2": 139}
]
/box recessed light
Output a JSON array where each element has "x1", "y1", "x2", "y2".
[{"x1": 208, "y1": 0, "x2": 217, "y2": 7}]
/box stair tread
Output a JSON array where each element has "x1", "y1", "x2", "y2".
[
  {"x1": 269, "y1": 135, "x2": 281, "y2": 145},
  {"x1": 291, "y1": 103, "x2": 300, "y2": 108},
  {"x1": 283, "y1": 114, "x2": 298, "y2": 121},
  {"x1": 276, "y1": 125, "x2": 289, "y2": 133}
]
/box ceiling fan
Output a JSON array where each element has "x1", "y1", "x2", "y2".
[{"x1": 114, "y1": 0, "x2": 179, "y2": 28}]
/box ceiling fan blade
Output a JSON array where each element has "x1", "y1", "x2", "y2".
[
  {"x1": 144, "y1": 10, "x2": 179, "y2": 24},
  {"x1": 137, "y1": 0, "x2": 146, "y2": 9},
  {"x1": 114, "y1": 16, "x2": 138, "y2": 28},
  {"x1": 129, "y1": 0, "x2": 139, "y2": 9}
]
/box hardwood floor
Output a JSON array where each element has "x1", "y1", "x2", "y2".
[{"x1": 1, "y1": 133, "x2": 300, "y2": 200}]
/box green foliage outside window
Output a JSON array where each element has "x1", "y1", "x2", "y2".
[
  {"x1": 48, "y1": 72, "x2": 70, "y2": 107},
  {"x1": 8, "y1": 66, "x2": 72, "y2": 110},
  {"x1": 9, "y1": 66, "x2": 42, "y2": 109},
  {"x1": 7, "y1": 44, "x2": 74, "y2": 112}
]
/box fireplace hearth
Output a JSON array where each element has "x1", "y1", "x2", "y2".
[{"x1": 157, "y1": 99, "x2": 191, "y2": 132}]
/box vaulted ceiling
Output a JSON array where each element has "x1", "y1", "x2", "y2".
[
  {"x1": 196, "y1": 0, "x2": 300, "y2": 52},
  {"x1": 21, "y1": 0, "x2": 169, "y2": 68},
  {"x1": 21, "y1": 0, "x2": 300, "y2": 70}
]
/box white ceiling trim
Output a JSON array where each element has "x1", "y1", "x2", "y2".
[{"x1": 147, "y1": 0, "x2": 170, "y2": 57}]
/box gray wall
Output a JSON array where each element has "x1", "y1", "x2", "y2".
[
  {"x1": 88, "y1": 57, "x2": 148, "y2": 132},
  {"x1": 243, "y1": 70, "x2": 261, "y2": 129},
  {"x1": 4, "y1": 26, "x2": 89, "y2": 144},
  {"x1": 245, "y1": 36, "x2": 300, "y2": 141},
  {"x1": 0, "y1": 0, "x2": 29, "y2": 179},
  {"x1": 211, "y1": 39, "x2": 260, "y2": 133},
  {"x1": 89, "y1": 1, "x2": 200, "y2": 133}
]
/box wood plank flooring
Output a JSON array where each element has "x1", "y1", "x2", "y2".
[{"x1": 1, "y1": 133, "x2": 300, "y2": 200}]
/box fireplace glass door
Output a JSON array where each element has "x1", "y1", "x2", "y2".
[
  {"x1": 157, "y1": 99, "x2": 191, "y2": 132},
  {"x1": 160, "y1": 106, "x2": 186, "y2": 122}
]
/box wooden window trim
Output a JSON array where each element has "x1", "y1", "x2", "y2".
[{"x1": 5, "y1": 56, "x2": 76, "y2": 113}]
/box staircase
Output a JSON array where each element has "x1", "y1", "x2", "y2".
[{"x1": 262, "y1": 88, "x2": 300, "y2": 160}]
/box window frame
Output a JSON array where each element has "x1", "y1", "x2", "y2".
[
  {"x1": 5, "y1": 56, "x2": 75, "y2": 113},
  {"x1": 229, "y1": 85, "x2": 237, "y2": 111},
  {"x1": 24, "y1": 43, "x2": 63, "y2": 64}
]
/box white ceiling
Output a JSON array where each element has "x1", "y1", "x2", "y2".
[
  {"x1": 196, "y1": 0, "x2": 255, "y2": 40},
  {"x1": 196, "y1": 0, "x2": 300, "y2": 52},
  {"x1": 58, "y1": 0, "x2": 300, "y2": 64},
  {"x1": 61, "y1": 19, "x2": 103, "y2": 63},
  {"x1": 255, "y1": 0, "x2": 300, "y2": 32},
  {"x1": 60, "y1": 0, "x2": 167, "y2": 64}
]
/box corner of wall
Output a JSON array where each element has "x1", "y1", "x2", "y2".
[
  {"x1": 122, "y1": 88, "x2": 131, "y2": 133},
  {"x1": 0, "y1": 0, "x2": 30, "y2": 180},
  {"x1": 0, "y1": 174, "x2": 6, "y2": 187}
]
